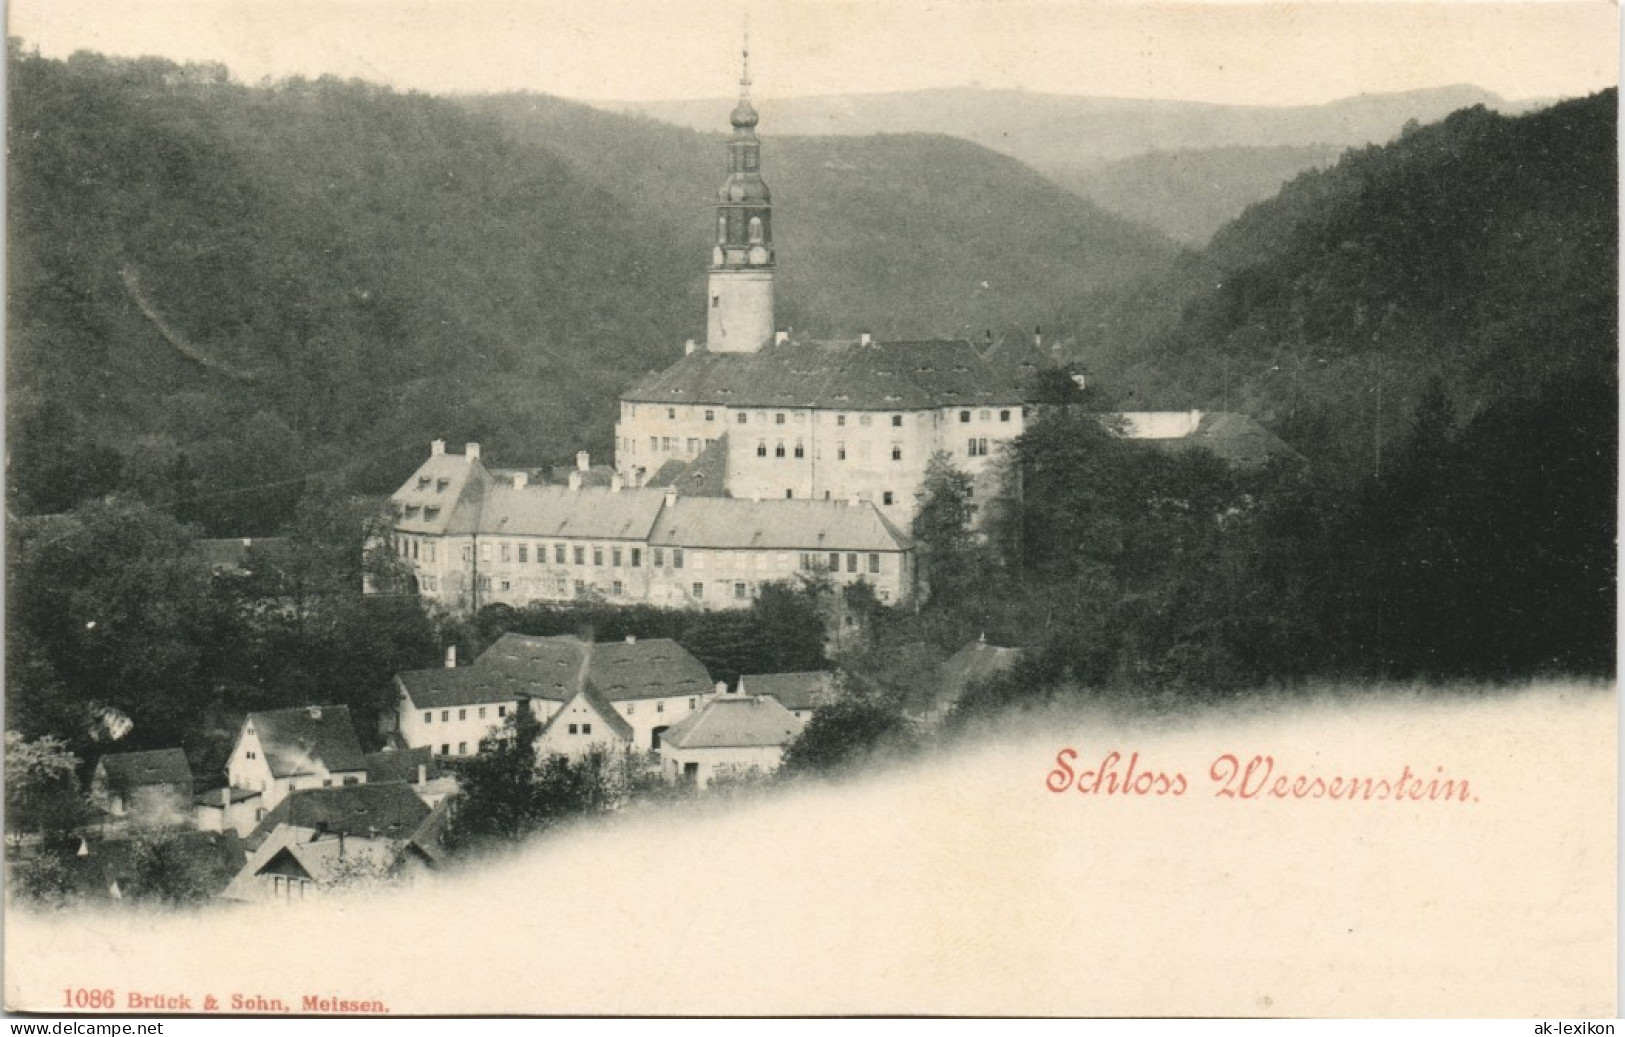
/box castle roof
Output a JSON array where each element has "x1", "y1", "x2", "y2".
[
  {"x1": 390, "y1": 446, "x2": 494, "y2": 536},
  {"x1": 473, "y1": 484, "x2": 667, "y2": 540},
  {"x1": 645, "y1": 435, "x2": 731, "y2": 496},
  {"x1": 621, "y1": 339, "x2": 1028, "y2": 411},
  {"x1": 648, "y1": 496, "x2": 912, "y2": 552}
]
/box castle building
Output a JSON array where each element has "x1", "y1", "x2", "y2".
[
  {"x1": 383, "y1": 440, "x2": 913, "y2": 613},
  {"x1": 612, "y1": 49, "x2": 1030, "y2": 528}
]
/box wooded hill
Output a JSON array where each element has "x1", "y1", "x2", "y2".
[
  {"x1": 612, "y1": 84, "x2": 1541, "y2": 244},
  {"x1": 1063, "y1": 90, "x2": 1617, "y2": 478},
  {"x1": 7, "y1": 47, "x2": 1174, "y2": 533}
]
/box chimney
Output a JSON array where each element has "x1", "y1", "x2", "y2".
[
  {"x1": 431, "y1": 439, "x2": 446, "y2": 456},
  {"x1": 624, "y1": 634, "x2": 636, "y2": 644},
  {"x1": 715, "y1": 681, "x2": 729, "y2": 697},
  {"x1": 568, "y1": 471, "x2": 583, "y2": 491},
  {"x1": 774, "y1": 331, "x2": 789, "y2": 346},
  {"x1": 466, "y1": 442, "x2": 481, "y2": 461},
  {"x1": 663, "y1": 488, "x2": 677, "y2": 508},
  {"x1": 416, "y1": 763, "x2": 427, "y2": 785},
  {"x1": 610, "y1": 473, "x2": 624, "y2": 492},
  {"x1": 221, "y1": 786, "x2": 230, "y2": 810},
  {"x1": 513, "y1": 471, "x2": 528, "y2": 488},
  {"x1": 576, "y1": 451, "x2": 590, "y2": 472},
  {"x1": 685, "y1": 338, "x2": 697, "y2": 355},
  {"x1": 445, "y1": 645, "x2": 457, "y2": 669},
  {"x1": 859, "y1": 332, "x2": 873, "y2": 347}
]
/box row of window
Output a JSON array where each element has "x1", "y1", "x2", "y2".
[
  {"x1": 396, "y1": 536, "x2": 438, "y2": 563},
  {"x1": 799, "y1": 552, "x2": 884, "y2": 575},
  {"x1": 755, "y1": 441, "x2": 907, "y2": 462},
  {"x1": 634, "y1": 407, "x2": 1016, "y2": 426},
  {"x1": 422, "y1": 705, "x2": 509, "y2": 725},
  {"x1": 414, "y1": 476, "x2": 451, "y2": 493}
]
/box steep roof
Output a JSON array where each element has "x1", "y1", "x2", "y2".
[
  {"x1": 644, "y1": 435, "x2": 731, "y2": 496},
  {"x1": 648, "y1": 496, "x2": 911, "y2": 552},
  {"x1": 96, "y1": 748, "x2": 193, "y2": 793},
  {"x1": 244, "y1": 706, "x2": 367, "y2": 778},
  {"x1": 741, "y1": 672, "x2": 834, "y2": 711},
  {"x1": 939, "y1": 639, "x2": 1025, "y2": 704},
  {"x1": 398, "y1": 635, "x2": 713, "y2": 710},
  {"x1": 71, "y1": 831, "x2": 246, "y2": 901},
  {"x1": 250, "y1": 782, "x2": 431, "y2": 844},
  {"x1": 660, "y1": 695, "x2": 804, "y2": 750},
  {"x1": 535, "y1": 683, "x2": 636, "y2": 744},
  {"x1": 622, "y1": 339, "x2": 1028, "y2": 411},
  {"x1": 195, "y1": 786, "x2": 262, "y2": 807},
  {"x1": 390, "y1": 446, "x2": 495, "y2": 536},
  {"x1": 473, "y1": 484, "x2": 667, "y2": 540},
  {"x1": 364, "y1": 746, "x2": 441, "y2": 785}
]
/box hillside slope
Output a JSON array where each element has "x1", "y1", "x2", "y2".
[
  {"x1": 7, "y1": 52, "x2": 1174, "y2": 532},
  {"x1": 462, "y1": 93, "x2": 1177, "y2": 339},
  {"x1": 1067, "y1": 91, "x2": 1617, "y2": 475}
]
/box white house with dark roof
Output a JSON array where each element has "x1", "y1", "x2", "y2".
[
  {"x1": 395, "y1": 633, "x2": 717, "y2": 758},
  {"x1": 659, "y1": 690, "x2": 804, "y2": 790},
  {"x1": 533, "y1": 683, "x2": 636, "y2": 761},
  {"x1": 226, "y1": 705, "x2": 369, "y2": 814}
]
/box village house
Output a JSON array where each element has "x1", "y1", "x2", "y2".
[
  {"x1": 736, "y1": 671, "x2": 835, "y2": 722},
  {"x1": 221, "y1": 783, "x2": 443, "y2": 903},
  {"x1": 659, "y1": 689, "x2": 804, "y2": 790},
  {"x1": 90, "y1": 748, "x2": 194, "y2": 827},
  {"x1": 394, "y1": 633, "x2": 717, "y2": 758},
  {"x1": 225, "y1": 705, "x2": 369, "y2": 815}
]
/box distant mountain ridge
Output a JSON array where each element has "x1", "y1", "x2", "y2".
[{"x1": 607, "y1": 84, "x2": 1548, "y2": 243}]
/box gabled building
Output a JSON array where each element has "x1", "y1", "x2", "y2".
[
  {"x1": 220, "y1": 783, "x2": 449, "y2": 902},
  {"x1": 90, "y1": 748, "x2": 194, "y2": 827},
  {"x1": 395, "y1": 633, "x2": 717, "y2": 758},
  {"x1": 533, "y1": 684, "x2": 636, "y2": 761},
  {"x1": 381, "y1": 443, "x2": 913, "y2": 615},
  {"x1": 659, "y1": 689, "x2": 804, "y2": 790},
  {"x1": 225, "y1": 706, "x2": 369, "y2": 814}
]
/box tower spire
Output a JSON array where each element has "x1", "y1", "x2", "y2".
[{"x1": 707, "y1": 28, "x2": 774, "y2": 353}]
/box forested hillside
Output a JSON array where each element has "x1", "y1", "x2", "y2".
[
  {"x1": 463, "y1": 92, "x2": 1175, "y2": 337},
  {"x1": 1064, "y1": 91, "x2": 1616, "y2": 475},
  {"x1": 7, "y1": 48, "x2": 1173, "y2": 534}
]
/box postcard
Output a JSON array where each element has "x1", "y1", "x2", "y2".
[{"x1": 4, "y1": 0, "x2": 1617, "y2": 1019}]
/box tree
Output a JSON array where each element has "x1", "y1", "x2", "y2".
[
  {"x1": 912, "y1": 452, "x2": 978, "y2": 604},
  {"x1": 5, "y1": 733, "x2": 94, "y2": 846},
  {"x1": 780, "y1": 691, "x2": 916, "y2": 776}
]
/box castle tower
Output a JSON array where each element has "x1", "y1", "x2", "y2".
[{"x1": 705, "y1": 35, "x2": 775, "y2": 353}]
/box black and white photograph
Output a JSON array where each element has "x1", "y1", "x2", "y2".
[{"x1": 3, "y1": 0, "x2": 1617, "y2": 1019}]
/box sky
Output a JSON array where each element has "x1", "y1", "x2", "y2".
[{"x1": 7, "y1": 0, "x2": 1618, "y2": 106}]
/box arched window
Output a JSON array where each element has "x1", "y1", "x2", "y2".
[{"x1": 748, "y1": 216, "x2": 763, "y2": 244}]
